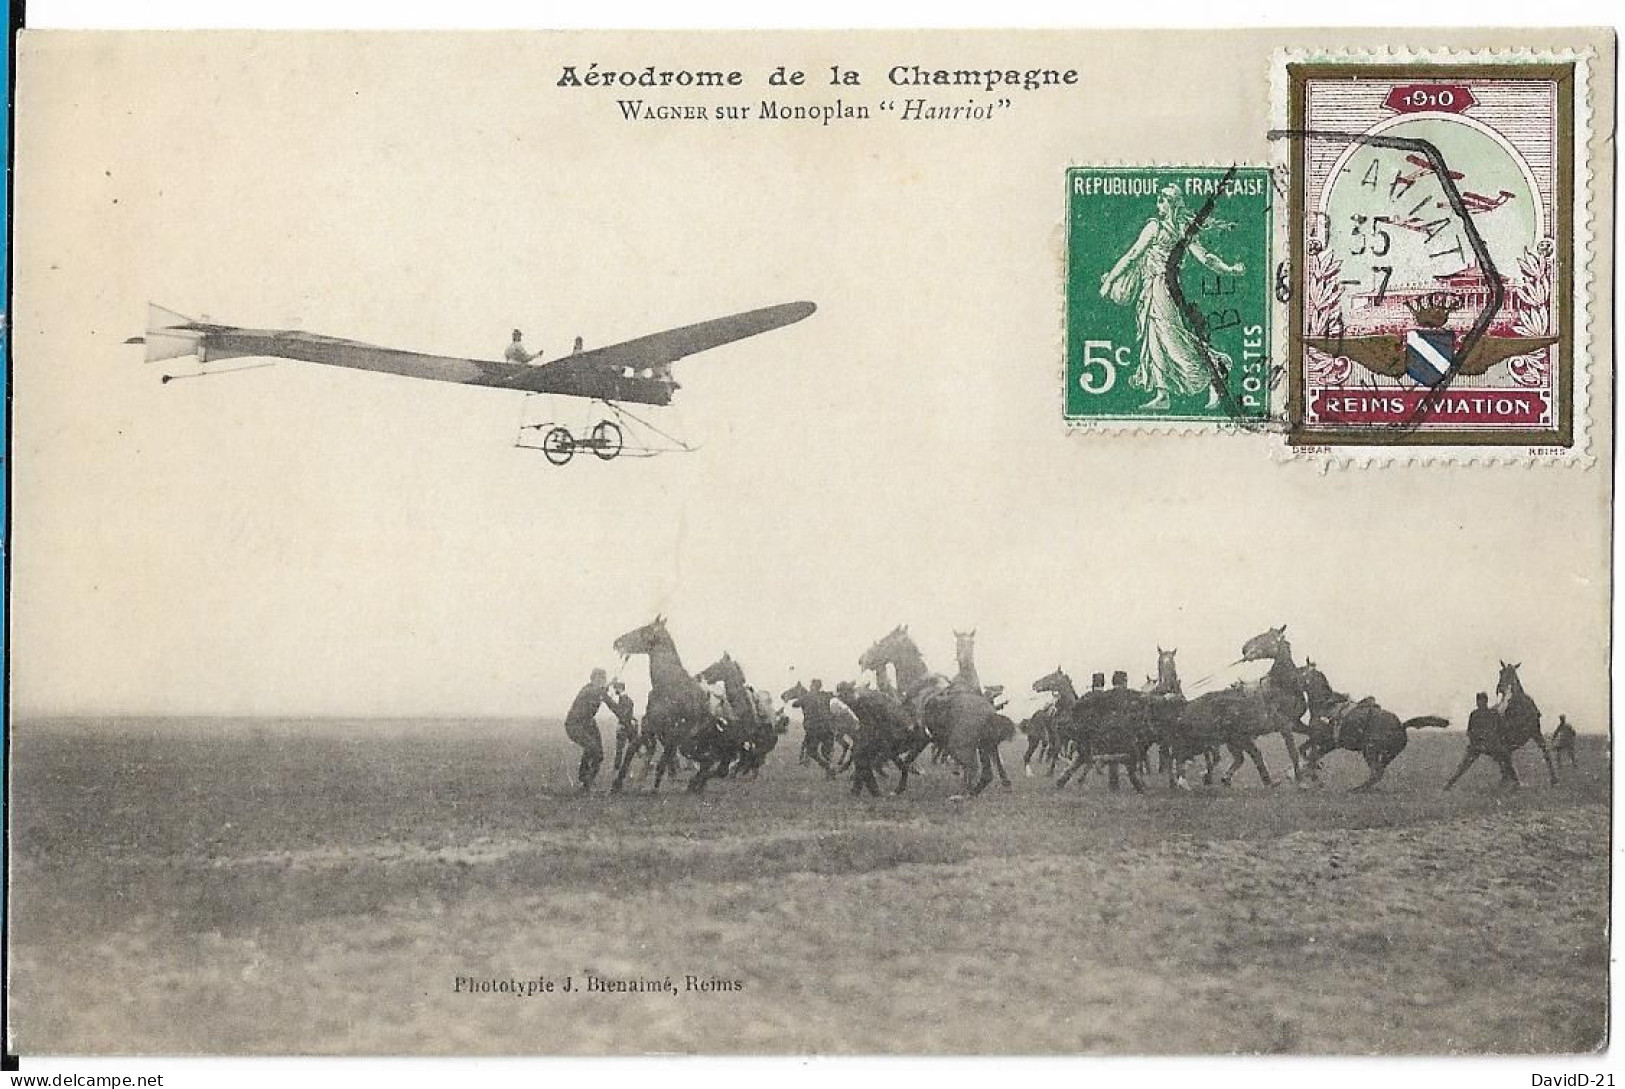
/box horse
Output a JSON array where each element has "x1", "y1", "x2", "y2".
[
  {"x1": 837, "y1": 683, "x2": 924, "y2": 797},
  {"x1": 858, "y1": 624, "x2": 1012, "y2": 797},
  {"x1": 609, "y1": 616, "x2": 732, "y2": 793},
  {"x1": 697, "y1": 654, "x2": 781, "y2": 779},
  {"x1": 1238, "y1": 625, "x2": 1306, "y2": 776},
  {"x1": 951, "y1": 629, "x2": 1010, "y2": 788},
  {"x1": 1296, "y1": 660, "x2": 1449, "y2": 791},
  {"x1": 1052, "y1": 679, "x2": 1153, "y2": 794},
  {"x1": 953, "y1": 629, "x2": 983, "y2": 691},
  {"x1": 1444, "y1": 661, "x2": 1557, "y2": 789},
  {"x1": 1136, "y1": 646, "x2": 1231, "y2": 786},
  {"x1": 1023, "y1": 668, "x2": 1074, "y2": 776},
  {"x1": 1163, "y1": 626, "x2": 1307, "y2": 790},
  {"x1": 782, "y1": 680, "x2": 850, "y2": 774}
]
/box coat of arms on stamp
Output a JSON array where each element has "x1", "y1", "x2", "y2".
[
  {"x1": 1282, "y1": 61, "x2": 1579, "y2": 448},
  {"x1": 1064, "y1": 166, "x2": 1273, "y2": 425}
]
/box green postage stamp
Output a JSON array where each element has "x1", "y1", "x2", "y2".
[{"x1": 1064, "y1": 166, "x2": 1273, "y2": 424}]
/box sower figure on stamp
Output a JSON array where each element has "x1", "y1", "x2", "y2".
[
  {"x1": 564, "y1": 667, "x2": 612, "y2": 792},
  {"x1": 1552, "y1": 714, "x2": 1578, "y2": 767},
  {"x1": 1099, "y1": 185, "x2": 1244, "y2": 411}
]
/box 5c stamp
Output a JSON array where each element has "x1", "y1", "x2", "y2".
[{"x1": 1064, "y1": 166, "x2": 1274, "y2": 425}]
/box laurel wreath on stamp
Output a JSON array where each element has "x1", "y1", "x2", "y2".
[
  {"x1": 1303, "y1": 244, "x2": 1352, "y2": 385},
  {"x1": 1506, "y1": 241, "x2": 1555, "y2": 389}
]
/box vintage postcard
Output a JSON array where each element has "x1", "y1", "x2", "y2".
[{"x1": 4, "y1": 28, "x2": 1614, "y2": 1062}]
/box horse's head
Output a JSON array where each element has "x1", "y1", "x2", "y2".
[
  {"x1": 1496, "y1": 660, "x2": 1524, "y2": 704},
  {"x1": 1241, "y1": 624, "x2": 1290, "y2": 663},
  {"x1": 612, "y1": 615, "x2": 668, "y2": 658},
  {"x1": 859, "y1": 623, "x2": 914, "y2": 673},
  {"x1": 780, "y1": 680, "x2": 808, "y2": 702},
  {"x1": 697, "y1": 653, "x2": 745, "y2": 689},
  {"x1": 1033, "y1": 666, "x2": 1070, "y2": 696},
  {"x1": 1297, "y1": 659, "x2": 1337, "y2": 708},
  {"x1": 1154, "y1": 647, "x2": 1180, "y2": 692},
  {"x1": 953, "y1": 628, "x2": 977, "y2": 660}
]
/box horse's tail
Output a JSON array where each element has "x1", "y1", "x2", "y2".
[
  {"x1": 1403, "y1": 716, "x2": 1449, "y2": 731},
  {"x1": 990, "y1": 713, "x2": 1016, "y2": 743}
]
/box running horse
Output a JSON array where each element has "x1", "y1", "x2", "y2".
[
  {"x1": 1052, "y1": 676, "x2": 1154, "y2": 794},
  {"x1": 1297, "y1": 660, "x2": 1449, "y2": 791},
  {"x1": 1024, "y1": 668, "x2": 1074, "y2": 776},
  {"x1": 696, "y1": 653, "x2": 781, "y2": 779},
  {"x1": 1239, "y1": 625, "x2": 1307, "y2": 778},
  {"x1": 952, "y1": 629, "x2": 1011, "y2": 787},
  {"x1": 1443, "y1": 661, "x2": 1558, "y2": 789},
  {"x1": 858, "y1": 625, "x2": 1013, "y2": 797},
  {"x1": 1163, "y1": 626, "x2": 1305, "y2": 789},
  {"x1": 609, "y1": 616, "x2": 731, "y2": 793},
  {"x1": 782, "y1": 680, "x2": 850, "y2": 774}
]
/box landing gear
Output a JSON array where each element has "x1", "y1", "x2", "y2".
[
  {"x1": 541, "y1": 426, "x2": 575, "y2": 466},
  {"x1": 533, "y1": 420, "x2": 623, "y2": 465},
  {"x1": 514, "y1": 395, "x2": 695, "y2": 465},
  {"x1": 589, "y1": 420, "x2": 624, "y2": 461}
]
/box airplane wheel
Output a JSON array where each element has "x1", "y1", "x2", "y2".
[
  {"x1": 590, "y1": 420, "x2": 624, "y2": 460},
  {"x1": 541, "y1": 426, "x2": 575, "y2": 466}
]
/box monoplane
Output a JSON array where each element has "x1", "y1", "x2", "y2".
[{"x1": 127, "y1": 300, "x2": 817, "y2": 464}]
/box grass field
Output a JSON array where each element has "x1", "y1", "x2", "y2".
[{"x1": 5, "y1": 718, "x2": 1610, "y2": 1055}]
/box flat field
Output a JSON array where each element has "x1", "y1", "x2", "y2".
[{"x1": 5, "y1": 718, "x2": 1609, "y2": 1055}]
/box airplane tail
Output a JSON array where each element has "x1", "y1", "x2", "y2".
[{"x1": 125, "y1": 303, "x2": 206, "y2": 363}]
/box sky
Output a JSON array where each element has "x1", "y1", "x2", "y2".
[{"x1": 8, "y1": 29, "x2": 1613, "y2": 729}]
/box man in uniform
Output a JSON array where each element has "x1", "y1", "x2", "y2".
[
  {"x1": 607, "y1": 680, "x2": 640, "y2": 774},
  {"x1": 791, "y1": 679, "x2": 838, "y2": 771},
  {"x1": 1552, "y1": 713, "x2": 1578, "y2": 767},
  {"x1": 1098, "y1": 670, "x2": 1142, "y2": 792},
  {"x1": 564, "y1": 667, "x2": 612, "y2": 792},
  {"x1": 1446, "y1": 691, "x2": 1514, "y2": 790}
]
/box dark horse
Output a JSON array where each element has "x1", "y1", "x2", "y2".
[
  {"x1": 1052, "y1": 678, "x2": 1154, "y2": 794},
  {"x1": 609, "y1": 616, "x2": 731, "y2": 793},
  {"x1": 859, "y1": 624, "x2": 1013, "y2": 797},
  {"x1": 1164, "y1": 626, "x2": 1305, "y2": 789},
  {"x1": 837, "y1": 682, "x2": 924, "y2": 797},
  {"x1": 1297, "y1": 660, "x2": 1449, "y2": 791},
  {"x1": 1140, "y1": 647, "x2": 1228, "y2": 786},
  {"x1": 697, "y1": 653, "x2": 781, "y2": 779},
  {"x1": 781, "y1": 680, "x2": 852, "y2": 775},
  {"x1": 1024, "y1": 668, "x2": 1075, "y2": 776},
  {"x1": 1444, "y1": 661, "x2": 1557, "y2": 789}
]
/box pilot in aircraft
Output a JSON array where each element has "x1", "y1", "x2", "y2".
[{"x1": 505, "y1": 328, "x2": 540, "y2": 364}]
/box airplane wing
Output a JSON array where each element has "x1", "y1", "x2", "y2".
[
  {"x1": 1303, "y1": 335, "x2": 1408, "y2": 378},
  {"x1": 132, "y1": 300, "x2": 816, "y2": 406},
  {"x1": 1457, "y1": 334, "x2": 1559, "y2": 376},
  {"x1": 502, "y1": 301, "x2": 819, "y2": 401}
]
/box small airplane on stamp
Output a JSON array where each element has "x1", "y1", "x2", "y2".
[{"x1": 127, "y1": 300, "x2": 817, "y2": 465}]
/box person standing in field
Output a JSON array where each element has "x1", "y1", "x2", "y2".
[
  {"x1": 1552, "y1": 714, "x2": 1578, "y2": 767},
  {"x1": 564, "y1": 668, "x2": 612, "y2": 792},
  {"x1": 1445, "y1": 691, "x2": 1516, "y2": 790},
  {"x1": 791, "y1": 679, "x2": 838, "y2": 769},
  {"x1": 607, "y1": 680, "x2": 640, "y2": 773}
]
